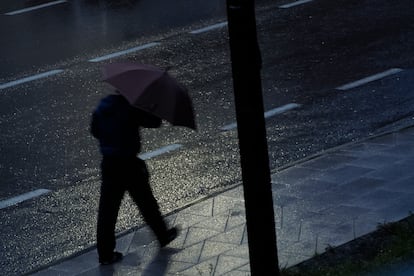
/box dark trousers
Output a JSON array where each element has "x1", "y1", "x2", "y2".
[{"x1": 97, "y1": 156, "x2": 168, "y2": 260}]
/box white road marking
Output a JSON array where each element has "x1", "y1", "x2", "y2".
[
  {"x1": 0, "y1": 69, "x2": 64, "y2": 90},
  {"x1": 220, "y1": 122, "x2": 238, "y2": 132},
  {"x1": 264, "y1": 103, "x2": 302, "y2": 118},
  {"x1": 336, "y1": 68, "x2": 403, "y2": 91},
  {"x1": 279, "y1": 0, "x2": 313, "y2": 9},
  {"x1": 5, "y1": 0, "x2": 67, "y2": 15},
  {"x1": 0, "y1": 144, "x2": 181, "y2": 208},
  {"x1": 189, "y1": 22, "x2": 228, "y2": 34},
  {"x1": 138, "y1": 144, "x2": 183, "y2": 160},
  {"x1": 220, "y1": 103, "x2": 301, "y2": 131},
  {"x1": 89, "y1": 42, "x2": 160, "y2": 62},
  {"x1": 0, "y1": 189, "x2": 51, "y2": 210}
]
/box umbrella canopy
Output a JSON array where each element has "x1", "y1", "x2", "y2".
[{"x1": 102, "y1": 62, "x2": 196, "y2": 130}]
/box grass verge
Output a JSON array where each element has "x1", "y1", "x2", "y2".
[{"x1": 281, "y1": 214, "x2": 414, "y2": 276}]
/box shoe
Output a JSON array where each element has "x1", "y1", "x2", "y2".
[
  {"x1": 160, "y1": 227, "x2": 179, "y2": 248},
  {"x1": 99, "y1": 251, "x2": 123, "y2": 265}
]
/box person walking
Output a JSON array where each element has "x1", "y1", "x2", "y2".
[{"x1": 91, "y1": 93, "x2": 178, "y2": 265}]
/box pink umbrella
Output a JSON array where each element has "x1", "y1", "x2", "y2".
[{"x1": 102, "y1": 62, "x2": 196, "y2": 130}]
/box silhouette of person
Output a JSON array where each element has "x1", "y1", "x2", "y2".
[{"x1": 91, "y1": 93, "x2": 178, "y2": 265}]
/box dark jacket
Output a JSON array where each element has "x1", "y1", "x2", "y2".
[{"x1": 91, "y1": 95, "x2": 161, "y2": 157}]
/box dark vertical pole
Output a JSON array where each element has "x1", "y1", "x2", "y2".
[{"x1": 226, "y1": 0, "x2": 280, "y2": 275}]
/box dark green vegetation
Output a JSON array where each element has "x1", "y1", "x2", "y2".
[{"x1": 282, "y1": 214, "x2": 414, "y2": 276}]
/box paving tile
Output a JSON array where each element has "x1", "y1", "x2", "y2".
[
  {"x1": 193, "y1": 215, "x2": 229, "y2": 232},
  {"x1": 163, "y1": 260, "x2": 195, "y2": 274},
  {"x1": 282, "y1": 197, "x2": 331, "y2": 213},
  {"x1": 220, "y1": 186, "x2": 244, "y2": 199},
  {"x1": 298, "y1": 220, "x2": 344, "y2": 241},
  {"x1": 165, "y1": 213, "x2": 178, "y2": 226},
  {"x1": 72, "y1": 251, "x2": 149, "y2": 275},
  {"x1": 397, "y1": 127, "x2": 414, "y2": 137},
  {"x1": 271, "y1": 166, "x2": 323, "y2": 185},
  {"x1": 69, "y1": 249, "x2": 99, "y2": 267},
  {"x1": 272, "y1": 193, "x2": 301, "y2": 207},
  {"x1": 127, "y1": 242, "x2": 157, "y2": 261},
  {"x1": 298, "y1": 218, "x2": 354, "y2": 247},
  {"x1": 43, "y1": 254, "x2": 99, "y2": 275},
  {"x1": 213, "y1": 195, "x2": 245, "y2": 216},
  {"x1": 397, "y1": 157, "x2": 414, "y2": 171},
  {"x1": 320, "y1": 205, "x2": 373, "y2": 222},
  {"x1": 395, "y1": 157, "x2": 414, "y2": 171},
  {"x1": 382, "y1": 144, "x2": 414, "y2": 156},
  {"x1": 344, "y1": 189, "x2": 404, "y2": 210},
  {"x1": 341, "y1": 143, "x2": 393, "y2": 155},
  {"x1": 199, "y1": 241, "x2": 239, "y2": 262},
  {"x1": 300, "y1": 189, "x2": 356, "y2": 208},
  {"x1": 225, "y1": 210, "x2": 246, "y2": 231},
  {"x1": 223, "y1": 243, "x2": 249, "y2": 260},
  {"x1": 392, "y1": 131, "x2": 414, "y2": 143},
  {"x1": 170, "y1": 241, "x2": 203, "y2": 263},
  {"x1": 236, "y1": 263, "x2": 250, "y2": 272},
  {"x1": 279, "y1": 179, "x2": 338, "y2": 199},
  {"x1": 209, "y1": 224, "x2": 245, "y2": 245},
  {"x1": 282, "y1": 239, "x2": 318, "y2": 258},
  {"x1": 375, "y1": 194, "x2": 414, "y2": 222},
  {"x1": 349, "y1": 155, "x2": 400, "y2": 169},
  {"x1": 275, "y1": 222, "x2": 301, "y2": 243},
  {"x1": 127, "y1": 226, "x2": 156, "y2": 251},
  {"x1": 222, "y1": 270, "x2": 251, "y2": 276},
  {"x1": 183, "y1": 226, "x2": 222, "y2": 247},
  {"x1": 381, "y1": 176, "x2": 414, "y2": 192},
  {"x1": 366, "y1": 162, "x2": 413, "y2": 181},
  {"x1": 273, "y1": 205, "x2": 283, "y2": 228},
  {"x1": 181, "y1": 198, "x2": 214, "y2": 217},
  {"x1": 214, "y1": 255, "x2": 250, "y2": 275},
  {"x1": 277, "y1": 204, "x2": 321, "y2": 224},
  {"x1": 125, "y1": 243, "x2": 160, "y2": 268},
  {"x1": 353, "y1": 211, "x2": 389, "y2": 237},
  {"x1": 333, "y1": 177, "x2": 386, "y2": 196},
  {"x1": 299, "y1": 154, "x2": 357, "y2": 171},
  {"x1": 315, "y1": 165, "x2": 373, "y2": 184},
  {"x1": 141, "y1": 263, "x2": 170, "y2": 275},
  {"x1": 367, "y1": 133, "x2": 398, "y2": 145},
  {"x1": 292, "y1": 219, "x2": 326, "y2": 245},
  {"x1": 179, "y1": 256, "x2": 218, "y2": 275},
  {"x1": 396, "y1": 154, "x2": 414, "y2": 165},
  {"x1": 241, "y1": 226, "x2": 248, "y2": 245},
  {"x1": 271, "y1": 181, "x2": 290, "y2": 191},
  {"x1": 314, "y1": 222, "x2": 356, "y2": 249},
  {"x1": 78, "y1": 262, "x2": 140, "y2": 276},
  {"x1": 276, "y1": 233, "x2": 298, "y2": 251},
  {"x1": 116, "y1": 231, "x2": 136, "y2": 254},
  {"x1": 174, "y1": 212, "x2": 211, "y2": 229},
  {"x1": 141, "y1": 249, "x2": 193, "y2": 274},
  {"x1": 337, "y1": 145, "x2": 396, "y2": 160},
  {"x1": 164, "y1": 227, "x2": 188, "y2": 249},
  {"x1": 278, "y1": 251, "x2": 311, "y2": 268},
  {"x1": 30, "y1": 269, "x2": 73, "y2": 276}
]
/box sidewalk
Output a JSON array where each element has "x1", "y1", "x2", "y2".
[{"x1": 30, "y1": 126, "x2": 414, "y2": 275}]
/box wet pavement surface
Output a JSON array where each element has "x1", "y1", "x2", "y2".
[{"x1": 29, "y1": 126, "x2": 414, "y2": 275}]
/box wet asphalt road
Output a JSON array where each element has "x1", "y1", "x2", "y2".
[
  {"x1": 0, "y1": 0, "x2": 229, "y2": 79},
  {"x1": 1, "y1": 0, "x2": 414, "y2": 274}
]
